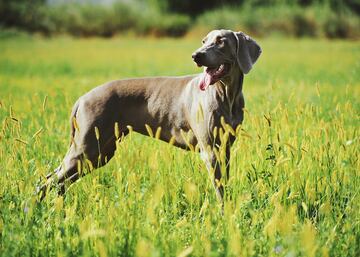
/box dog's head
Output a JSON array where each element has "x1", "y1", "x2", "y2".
[{"x1": 192, "y1": 29, "x2": 262, "y2": 90}]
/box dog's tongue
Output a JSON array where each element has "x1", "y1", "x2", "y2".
[{"x1": 199, "y1": 67, "x2": 217, "y2": 91}]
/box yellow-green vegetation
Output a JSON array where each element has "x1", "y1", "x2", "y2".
[{"x1": 0, "y1": 35, "x2": 359, "y2": 256}]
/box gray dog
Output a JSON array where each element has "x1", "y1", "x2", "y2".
[{"x1": 39, "y1": 29, "x2": 261, "y2": 204}]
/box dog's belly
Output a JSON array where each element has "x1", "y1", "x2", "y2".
[
  {"x1": 127, "y1": 111, "x2": 197, "y2": 150},
  {"x1": 103, "y1": 97, "x2": 195, "y2": 150}
]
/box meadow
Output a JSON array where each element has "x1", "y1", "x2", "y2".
[{"x1": 0, "y1": 35, "x2": 359, "y2": 256}]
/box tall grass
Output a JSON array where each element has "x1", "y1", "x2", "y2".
[{"x1": 0, "y1": 36, "x2": 359, "y2": 256}]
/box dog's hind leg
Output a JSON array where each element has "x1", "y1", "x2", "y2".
[
  {"x1": 38, "y1": 123, "x2": 127, "y2": 201},
  {"x1": 38, "y1": 136, "x2": 119, "y2": 200}
]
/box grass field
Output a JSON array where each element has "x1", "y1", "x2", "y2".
[{"x1": 0, "y1": 35, "x2": 359, "y2": 257}]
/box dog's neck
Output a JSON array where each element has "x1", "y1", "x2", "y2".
[{"x1": 215, "y1": 68, "x2": 244, "y2": 115}]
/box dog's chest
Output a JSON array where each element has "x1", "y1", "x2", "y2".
[
  {"x1": 211, "y1": 94, "x2": 244, "y2": 130},
  {"x1": 211, "y1": 108, "x2": 243, "y2": 131}
]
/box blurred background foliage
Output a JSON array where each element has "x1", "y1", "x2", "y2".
[{"x1": 0, "y1": 0, "x2": 359, "y2": 38}]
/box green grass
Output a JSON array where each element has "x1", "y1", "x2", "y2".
[{"x1": 0, "y1": 35, "x2": 359, "y2": 257}]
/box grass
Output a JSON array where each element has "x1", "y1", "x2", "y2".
[{"x1": 0, "y1": 35, "x2": 359, "y2": 256}]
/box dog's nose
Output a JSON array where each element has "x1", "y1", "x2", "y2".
[
  {"x1": 192, "y1": 51, "x2": 204, "y2": 63},
  {"x1": 192, "y1": 51, "x2": 201, "y2": 59}
]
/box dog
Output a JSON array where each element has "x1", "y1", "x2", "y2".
[{"x1": 38, "y1": 29, "x2": 261, "y2": 204}]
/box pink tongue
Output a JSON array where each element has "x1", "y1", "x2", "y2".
[
  {"x1": 199, "y1": 68, "x2": 216, "y2": 91},
  {"x1": 199, "y1": 72, "x2": 212, "y2": 91}
]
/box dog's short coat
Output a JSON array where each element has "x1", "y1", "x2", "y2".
[{"x1": 39, "y1": 29, "x2": 262, "y2": 204}]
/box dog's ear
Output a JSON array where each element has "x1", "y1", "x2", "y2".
[{"x1": 233, "y1": 31, "x2": 262, "y2": 74}]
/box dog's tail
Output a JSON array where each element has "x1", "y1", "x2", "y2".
[{"x1": 69, "y1": 98, "x2": 80, "y2": 146}]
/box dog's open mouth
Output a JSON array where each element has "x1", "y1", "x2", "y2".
[{"x1": 199, "y1": 64, "x2": 230, "y2": 91}]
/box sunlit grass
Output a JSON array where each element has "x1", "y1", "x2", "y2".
[{"x1": 0, "y1": 35, "x2": 359, "y2": 256}]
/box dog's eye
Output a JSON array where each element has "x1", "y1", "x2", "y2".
[{"x1": 216, "y1": 37, "x2": 224, "y2": 45}]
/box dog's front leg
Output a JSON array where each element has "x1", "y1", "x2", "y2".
[
  {"x1": 200, "y1": 136, "x2": 234, "y2": 204},
  {"x1": 200, "y1": 148, "x2": 224, "y2": 204}
]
